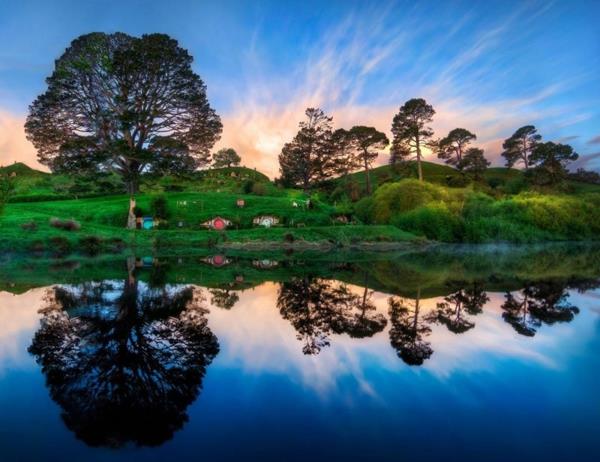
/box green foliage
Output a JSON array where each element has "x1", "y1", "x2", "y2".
[
  {"x1": 369, "y1": 179, "x2": 466, "y2": 223},
  {"x1": 390, "y1": 98, "x2": 435, "y2": 181},
  {"x1": 213, "y1": 148, "x2": 241, "y2": 168},
  {"x1": 25, "y1": 32, "x2": 222, "y2": 193},
  {"x1": 436, "y1": 128, "x2": 476, "y2": 166},
  {"x1": 150, "y1": 195, "x2": 170, "y2": 219},
  {"x1": 359, "y1": 177, "x2": 600, "y2": 243},
  {"x1": 392, "y1": 203, "x2": 463, "y2": 241}
]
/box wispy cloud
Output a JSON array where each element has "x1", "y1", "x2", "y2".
[
  {"x1": 216, "y1": 4, "x2": 593, "y2": 176},
  {"x1": 588, "y1": 135, "x2": 600, "y2": 145}
]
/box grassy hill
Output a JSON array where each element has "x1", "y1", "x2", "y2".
[{"x1": 2, "y1": 159, "x2": 600, "y2": 254}]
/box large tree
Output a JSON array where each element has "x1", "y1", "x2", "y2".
[
  {"x1": 501, "y1": 125, "x2": 541, "y2": 170},
  {"x1": 347, "y1": 126, "x2": 389, "y2": 194},
  {"x1": 529, "y1": 141, "x2": 578, "y2": 185},
  {"x1": 390, "y1": 98, "x2": 435, "y2": 181},
  {"x1": 213, "y1": 148, "x2": 241, "y2": 168},
  {"x1": 25, "y1": 32, "x2": 223, "y2": 194},
  {"x1": 436, "y1": 128, "x2": 476, "y2": 166},
  {"x1": 278, "y1": 108, "x2": 336, "y2": 192}
]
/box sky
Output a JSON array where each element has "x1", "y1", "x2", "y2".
[{"x1": 0, "y1": 0, "x2": 599, "y2": 177}]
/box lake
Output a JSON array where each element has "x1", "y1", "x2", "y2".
[{"x1": 1, "y1": 244, "x2": 599, "y2": 461}]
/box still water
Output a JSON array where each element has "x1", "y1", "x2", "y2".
[{"x1": 1, "y1": 245, "x2": 599, "y2": 461}]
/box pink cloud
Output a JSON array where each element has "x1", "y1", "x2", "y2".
[{"x1": 0, "y1": 111, "x2": 46, "y2": 171}]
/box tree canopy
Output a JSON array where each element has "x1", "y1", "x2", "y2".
[
  {"x1": 501, "y1": 125, "x2": 541, "y2": 170},
  {"x1": 278, "y1": 108, "x2": 337, "y2": 192},
  {"x1": 347, "y1": 126, "x2": 389, "y2": 194},
  {"x1": 436, "y1": 128, "x2": 477, "y2": 166},
  {"x1": 25, "y1": 32, "x2": 222, "y2": 193},
  {"x1": 390, "y1": 98, "x2": 435, "y2": 181},
  {"x1": 213, "y1": 148, "x2": 241, "y2": 168},
  {"x1": 457, "y1": 147, "x2": 490, "y2": 180},
  {"x1": 529, "y1": 141, "x2": 579, "y2": 185}
]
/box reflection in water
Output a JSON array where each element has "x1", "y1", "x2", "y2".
[
  {"x1": 28, "y1": 263, "x2": 219, "y2": 448},
  {"x1": 210, "y1": 288, "x2": 240, "y2": 310},
  {"x1": 501, "y1": 280, "x2": 581, "y2": 337},
  {"x1": 277, "y1": 276, "x2": 386, "y2": 355},
  {"x1": 427, "y1": 281, "x2": 489, "y2": 334},
  {"x1": 18, "y1": 251, "x2": 600, "y2": 452},
  {"x1": 388, "y1": 290, "x2": 433, "y2": 366}
]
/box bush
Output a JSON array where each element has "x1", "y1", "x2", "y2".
[
  {"x1": 251, "y1": 182, "x2": 267, "y2": 196},
  {"x1": 392, "y1": 204, "x2": 463, "y2": 242},
  {"x1": 242, "y1": 180, "x2": 255, "y2": 194},
  {"x1": 49, "y1": 236, "x2": 72, "y2": 256},
  {"x1": 369, "y1": 179, "x2": 466, "y2": 223},
  {"x1": 49, "y1": 217, "x2": 81, "y2": 231},
  {"x1": 21, "y1": 221, "x2": 38, "y2": 231},
  {"x1": 79, "y1": 235, "x2": 103, "y2": 256},
  {"x1": 284, "y1": 232, "x2": 295, "y2": 243},
  {"x1": 150, "y1": 195, "x2": 170, "y2": 219}
]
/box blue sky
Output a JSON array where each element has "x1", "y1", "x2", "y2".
[{"x1": 0, "y1": 0, "x2": 599, "y2": 175}]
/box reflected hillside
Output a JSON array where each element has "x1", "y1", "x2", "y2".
[{"x1": 2, "y1": 244, "x2": 600, "y2": 298}]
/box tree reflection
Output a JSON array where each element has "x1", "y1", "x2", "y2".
[
  {"x1": 209, "y1": 288, "x2": 240, "y2": 309},
  {"x1": 28, "y1": 264, "x2": 219, "y2": 448},
  {"x1": 427, "y1": 281, "x2": 489, "y2": 334},
  {"x1": 501, "y1": 280, "x2": 580, "y2": 337},
  {"x1": 277, "y1": 276, "x2": 386, "y2": 354},
  {"x1": 388, "y1": 289, "x2": 433, "y2": 366}
]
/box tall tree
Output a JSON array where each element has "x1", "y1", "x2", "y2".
[
  {"x1": 347, "y1": 126, "x2": 389, "y2": 194},
  {"x1": 331, "y1": 128, "x2": 360, "y2": 177},
  {"x1": 529, "y1": 141, "x2": 578, "y2": 186},
  {"x1": 436, "y1": 128, "x2": 476, "y2": 166},
  {"x1": 278, "y1": 108, "x2": 336, "y2": 192},
  {"x1": 25, "y1": 32, "x2": 222, "y2": 194},
  {"x1": 390, "y1": 98, "x2": 435, "y2": 181},
  {"x1": 501, "y1": 125, "x2": 541, "y2": 170},
  {"x1": 213, "y1": 148, "x2": 241, "y2": 168},
  {"x1": 457, "y1": 147, "x2": 490, "y2": 180}
]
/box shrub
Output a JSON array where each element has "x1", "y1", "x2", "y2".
[
  {"x1": 392, "y1": 204, "x2": 463, "y2": 242},
  {"x1": 354, "y1": 196, "x2": 375, "y2": 224},
  {"x1": 150, "y1": 195, "x2": 170, "y2": 219},
  {"x1": 243, "y1": 180, "x2": 255, "y2": 194},
  {"x1": 21, "y1": 221, "x2": 38, "y2": 231},
  {"x1": 251, "y1": 182, "x2": 267, "y2": 196},
  {"x1": 49, "y1": 217, "x2": 81, "y2": 231},
  {"x1": 370, "y1": 179, "x2": 466, "y2": 223},
  {"x1": 79, "y1": 235, "x2": 103, "y2": 256},
  {"x1": 49, "y1": 236, "x2": 72, "y2": 256},
  {"x1": 284, "y1": 232, "x2": 295, "y2": 243}
]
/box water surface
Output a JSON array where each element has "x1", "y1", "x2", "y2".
[{"x1": 1, "y1": 245, "x2": 599, "y2": 461}]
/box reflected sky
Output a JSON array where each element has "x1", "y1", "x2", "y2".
[{"x1": 0, "y1": 274, "x2": 599, "y2": 461}]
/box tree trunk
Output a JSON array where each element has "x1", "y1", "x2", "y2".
[
  {"x1": 416, "y1": 139, "x2": 423, "y2": 182},
  {"x1": 363, "y1": 154, "x2": 372, "y2": 194}
]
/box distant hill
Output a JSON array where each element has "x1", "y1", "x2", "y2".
[{"x1": 0, "y1": 162, "x2": 48, "y2": 177}]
